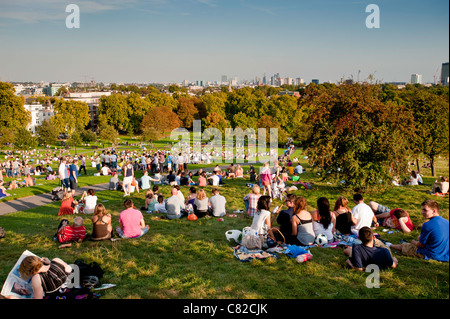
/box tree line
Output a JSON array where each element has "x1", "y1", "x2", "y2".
[{"x1": 1, "y1": 81, "x2": 448, "y2": 188}]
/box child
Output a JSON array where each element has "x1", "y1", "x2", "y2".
[
  {"x1": 144, "y1": 189, "x2": 158, "y2": 213},
  {"x1": 154, "y1": 195, "x2": 167, "y2": 213}
]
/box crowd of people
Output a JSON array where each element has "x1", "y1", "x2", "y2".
[{"x1": 1, "y1": 145, "x2": 449, "y2": 299}]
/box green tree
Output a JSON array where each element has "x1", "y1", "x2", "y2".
[
  {"x1": 145, "y1": 90, "x2": 178, "y2": 110},
  {"x1": 14, "y1": 127, "x2": 37, "y2": 150},
  {"x1": 36, "y1": 120, "x2": 58, "y2": 146},
  {"x1": 0, "y1": 127, "x2": 16, "y2": 150},
  {"x1": 303, "y1": 83, "x2": 414, "y2": 190},
  {"x1": 98, "y1": 94, "x2": 130, "y2": 132},
  {"x1": 99, "y1": 125, "x2": 119, "y2": 147},
  {"x1": 401, "y1": 87, "x2": 449, "y2": 176},
  {"x1": 0, "y1": 82, "x2": 31, "y2": 130},
  {"x1": 52, "y1": 98, "x2": 90, "y2": 134},
  {"x1": 127, "y1": 93, "x2": 152, "y2": 133}
]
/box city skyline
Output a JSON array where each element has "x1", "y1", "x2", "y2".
[{"x1": 0, "y1": 0, "x2": 448, "y2": 84}]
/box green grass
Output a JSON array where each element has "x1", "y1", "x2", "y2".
[
  {"x1": 0, "y1": 153, "x2": 448, "y2": 299},
  {"x1": 1, "y1": 137, "x2": 449, "y2": 299}
]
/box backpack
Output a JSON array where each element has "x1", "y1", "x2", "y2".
[
  {"x1": 74, "y1": 260, "x2": 104, "y2": 283},
  {"x1": 51, "y1": 186, "x2": 65, "y2": 201}
]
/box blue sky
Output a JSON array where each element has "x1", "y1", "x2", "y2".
[{"x1": 0, "y1": 0, "x2": 448, "y2": 84}]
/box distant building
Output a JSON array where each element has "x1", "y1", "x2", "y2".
[
  {"x1": 410, "y1": 74, "x2": 422, "y2": 84},
  {"x1": 221, "y1": 75, "x2": 228, "y2": 84},
  {"x1": 441, "y1": 62, "x2": 449, "y2": 85},
  {"x1": 311, "y1": 79, "x2": 319, "y2": 85},
  {"x1": 279, "y1": 90, "x2": 300, "y2": 97},
  {"x1": 295, "y1": 78, "x2": 304, "y2": 85},
  {"x1": 24, "y1": 101, "x2": 54, "y2": 134},
  {"x1": 44, "y1": 83, "x2": 64, "y2": 96}
]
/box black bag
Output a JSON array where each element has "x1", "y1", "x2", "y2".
[
  {"x1": 74, "y1": 260, "x2": 104, "y2": 283},
  {"x1": 51, "y1": 186, "x2": 65, "y2": 201}
]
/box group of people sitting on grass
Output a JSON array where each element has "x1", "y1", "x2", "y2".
[{"x1": 244, "y1": 191, "x2": 449, "y2": 269}]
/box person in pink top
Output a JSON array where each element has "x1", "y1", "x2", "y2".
[
  {"x1": 116, "y1": 199, "x2": 149, "y2": 239},
  {"x1": 259, "y1": 162, "x2": 272, "y2": 198}
]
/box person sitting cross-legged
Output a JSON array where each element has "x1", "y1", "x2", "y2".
[
  {"x1": 116, "y1": 199, "x2": 149, "y2": 239},
  {"x1": 344, "y1": 226, "x2": 398, "y2": 271}
]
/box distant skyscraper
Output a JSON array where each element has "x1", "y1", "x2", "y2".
[
  {"x1": 441, "y1": 62, "x2": 449, "y2": 85},
  {"x1": 311, "y1": 79, "x2": 319, "y2": 85},
  {"x1": 411, "y1": 74, "x2": 422, "y2": 84},
  {"x1": 221, "y1": 75, "x2": 227, "y2": 84}
]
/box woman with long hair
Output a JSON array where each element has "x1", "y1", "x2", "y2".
[
  {"x1": 58, "y1": 190, "x2": 78, "y2": 216},
  {"x1": 333, "y1": 196, "x2": 357, "y2": 235},
  {"x1": 193, "y1": 188, "x2": 209, "y2": 218},
  {"x1": 91, "y1": 203, "x2": 112, "y2": 241},
  {"x1": 312, "y1": 197, "x2": 335, "y2": 242},
  {"x1": 250, "y1": 195, "x2": 273, "y2": 236},
  {"x1": 291, "y1": 196, "x2": 315, "y2": 246}
]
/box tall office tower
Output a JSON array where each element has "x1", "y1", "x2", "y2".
[
  {"x1": 311, "y1": 79, "x2": 319, "y2": 85},
  {"x1": 221, "y1": 75, "x2": 228, "y2": 84},
  {"x1": 263, "y1": 73, "x2": 267, "y2": 85},
  {"x1": 295, "y1": 78, "x2": 304, "y2": 85},
  {"x1": 441, "y1": 62, "x2": 449, "y2": 85},
  {"x1": 411, "y1": 74, "x2": 422, "y2": 84}
]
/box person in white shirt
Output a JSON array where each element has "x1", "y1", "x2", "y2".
[
  {"x1": 101, "y1": 164, "x2": 111, "y2": 176},
  {"x1": 208, "y1": 171, "x2": 220, "y2": 186},
  {"x1": 208, "y1": 188, "x2": 227, "y2": 217},
  {"x1": 409, "y1": 170, "x2": 420, "y2": 186},
  {"x1": 154, "y1": 194, "x2": 167, "y2": 213},
  {"x1": 165, "y1": 188, "x2": 186, "y2": 219},
  {"x1": 81, "y1": 189, "x2": 98, "y2": 214},
  {"x1": 58, "y1": 158, "x2": 70, "y2": 189},
  {"x1": 294, "y1": 164, "x2": 303, "y2": 174},
  {"x1": 351, "y1": 193, "x2": 378, "y2": 235}
]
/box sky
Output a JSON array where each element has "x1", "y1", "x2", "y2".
[{"x1": 0, "y1": 0, "x2": 448, "y2": 84}]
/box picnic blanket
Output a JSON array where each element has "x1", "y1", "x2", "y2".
[{"x1": 233, "y1": 246, "x2": 279, "y2": 262}]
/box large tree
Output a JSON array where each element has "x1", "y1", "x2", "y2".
[
  {"x1": 0, "y1": 82, "x2": 31, "y2": 129},
  {"x1": 141, "y1": 106, "x2": 181, "y2": 141},
  {"x1": 400, "y1": 87, "x2": 449, "y2": 176},
  {"x1": 52, "y1": 98, "x2": 90, "y2": 134},
  {"x1": 36, "y1": 119, "x2": 58, "y2": 146},
  {"x1": 97, "y1": 94, "x2": 130, "y2": 132},
  {"x1": 303, "y1": 82, "x2": 415, "y2": 190}
]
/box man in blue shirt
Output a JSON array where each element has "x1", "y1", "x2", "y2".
[
  {"x1": 391, "y1": 200, "x2": 449, "y2": 262},
  {"x1": 69, "y1": 159, "x2": 79, "y2": 196},
  {"x1": 345, "y1": 226, "x2": 398, "y2": 270}
]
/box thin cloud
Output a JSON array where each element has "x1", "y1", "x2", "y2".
[{"x1": 0, "y1": 0, "x2": 140, "y2": 23}]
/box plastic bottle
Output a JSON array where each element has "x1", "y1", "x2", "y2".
[
  {"x1": 387, "y1": 230, "x2": 394, "y2": 234},
  {"x1": 296, "y1": 253, "x2": 312, "y2": 263}
]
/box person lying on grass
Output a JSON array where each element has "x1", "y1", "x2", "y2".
[{"x1": 368, "y1": 201, "x2": 413, "y2": 233}]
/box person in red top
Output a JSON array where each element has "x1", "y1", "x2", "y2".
[
  {"x1": 58, "y1": 191, "x2": 78, "y2": 216},
  {"x1": 57, "y1": 217, "x2": 87, "y2": 243},
  {"x1": 388, "y1": 208, "x2": 414, "y2": 233},
  {"x1": 368, "y1": 201, "x2": 413, "y2": 233}
]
